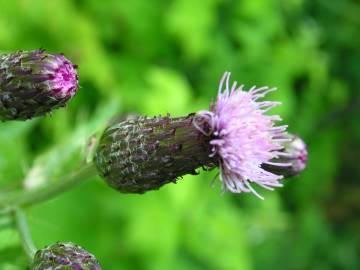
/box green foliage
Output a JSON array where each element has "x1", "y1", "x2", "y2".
[{"x1": 0, "y1": 0, "x2": 359, "y2": 269}]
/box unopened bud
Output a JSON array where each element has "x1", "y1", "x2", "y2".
[
  {"x1": 95, "y1": 114, "x2": 216, "y2": 193},
  {"x1": 29, "y1": 242, "x2": 102, "y2": 270},
  {"x1": 0, "y1": 50, "x2": 78, "y2": 120},
  {"x1": 262, "y1": 134, "x2": 308, "y2": 178}
]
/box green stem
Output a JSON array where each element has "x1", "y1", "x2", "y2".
[
  {"x1": 0, "y1": 163, "x2": 97, "y2": 209},
  {"x1": 12, "y1": 207, "x2": 37, "y2": 260},
  {"x1": 0, "y1": 214, "x2": 12, "y2": 230}
]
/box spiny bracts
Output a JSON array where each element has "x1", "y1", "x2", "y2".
[{"x1": 95, "y1": 114, "x2": 216, "y2": 193}]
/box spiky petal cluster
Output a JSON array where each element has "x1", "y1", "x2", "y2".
[
  {"x1": 29, "y1": 242, "x2": 102, "y2": 270},
  {"x1": 194, "y1": 72, "x2": 290, "y2": 199},
  {"x1": 0, "y1": 50, "x2": 78, "y2": 121}
]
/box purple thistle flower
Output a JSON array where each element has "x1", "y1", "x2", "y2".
[
  {"x1": 95, "y1": 72, "x2": 307, "y2": 197},
  {"x1": 193, "y1": 72, "x2": 291, "y2": 199},
  {"x1": 0, "y1": 50, "x2": 78, "y2": 121}
]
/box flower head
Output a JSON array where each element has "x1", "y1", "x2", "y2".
[
  {"x1": 194, "y1": 72, "x2": 290, "y2": 199},
  {"x1": 29, "y1": 242, "x2": 102, "y2": 270},
  {"x1": 0, "y1": 50, "x2": 78, "y2": 120},
  {"x1": 94, "y1": 72, "x2": 306, "y2": 196}
]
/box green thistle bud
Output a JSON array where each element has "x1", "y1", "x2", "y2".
[
  {"x1": 29, "y1": 242, "x2": 102, "y2": 270},
  {"x1": 0, "y1": 50, "x2": 78, "y2": 121},
  {"x1": 95, "y1": 114, "x2": 216, "y2": 193}
]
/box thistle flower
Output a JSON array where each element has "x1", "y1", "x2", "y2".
[
  {"x1": 192, "y1": 72, "x2": 291, "y2": 199},
  {"x1": 0, "y1": 50, "x2": 78, "y2": 121},
  {"x1": 95, "y1": 72, "x2": 307, "y2": 198},
  {"x1": 29, "y1": 242, "x2": 102, "y2": 270}
]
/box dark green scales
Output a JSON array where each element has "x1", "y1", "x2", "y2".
[{"x1": 95, "y1": 114, "x2": 216, "y2": 193}]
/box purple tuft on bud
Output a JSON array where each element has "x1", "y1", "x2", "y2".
[
  {"x1": 95, "y1": 72, "x2": 307, "y2": 198},
  {"x1": 29, "y1": 242, "x2": 102, "y2": 270},
  {"x1": 0, "y1": 50, "x2": 78, "y2": 121}
]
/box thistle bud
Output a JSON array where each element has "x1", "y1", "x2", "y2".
[
  {"x1": 95, "y1": 72, "x2": 308, "y2": 198},
  {"x1": 29, "y1": 242, "x2": 102, "y2": 270},
  {"x1": 0, "y1": 50, "x2": 78, "y2": 121},
  {"x1": 262, "y1": 134, "x2": 308, "y2": 178},
  {"x1": 95, "y1": 115, "x2": 216, "y2": 193}
]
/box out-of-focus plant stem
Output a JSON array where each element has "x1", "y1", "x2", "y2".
[
  {"x1": 0, "y1": 213, "x2": 12, "y2": 230},
  {"x1": 12, "y1": 207, "x2": 37, "y2": 260},
  {"x1": 0, "y1": 163, "x2": 97, "y2": 209}
]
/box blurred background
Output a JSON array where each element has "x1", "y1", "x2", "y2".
[{"x1": 0, "y1": 0, "x2": 359, "y2": 269}]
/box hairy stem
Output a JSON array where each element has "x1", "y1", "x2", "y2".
[
  {"x1": 0, "y1": 163, "x2": 97, "y2": 209},
  {"x1": 12, "y1": 208, "x2": 37, "y2": 260}
]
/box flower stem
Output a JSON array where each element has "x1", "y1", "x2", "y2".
[
  {"x1": 0, "y1": 163, "x2": 97, "y2": 209},
  {"x1": 12, "y1": 207, "x2": 37, "y2": 260},
  {"x1": 0, "y1": 213, "x2": 12, "y2": 230}
]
